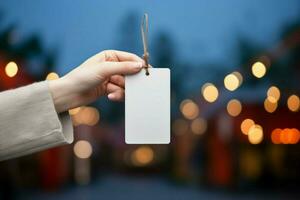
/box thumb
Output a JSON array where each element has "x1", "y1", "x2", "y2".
[{"x1": 100, "y1": 61, "x2": 143, "y2": 77}]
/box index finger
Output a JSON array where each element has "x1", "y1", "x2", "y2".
[{"x1": 105, "y1": 50, "x2": 145, "y2": 63}]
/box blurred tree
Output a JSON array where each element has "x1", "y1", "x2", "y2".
[
  {"x1": 271, "y1": 21, "x2": 300, "y2": 93},
  {"x1": 115, "y1": 11, "x2": 142, "y2": 54},
  {"x1": 0, "y1": 23, "x2": 55, "y2": 84}
]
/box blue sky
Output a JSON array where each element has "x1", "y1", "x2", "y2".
[{"x1": 0, "y1": 0, "x2": 299, "y2": 75}]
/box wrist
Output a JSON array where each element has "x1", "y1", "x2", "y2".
[{"x1": 48, "y1": 77, "x2": 75, "y2": 113}]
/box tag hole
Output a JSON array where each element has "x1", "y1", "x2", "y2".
[{"x1": 146, "y1": 72, "x2": 150, "y2": 76}]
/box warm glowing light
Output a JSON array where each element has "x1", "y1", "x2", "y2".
[
  {"x1": 271, "y1": 128, "x2": 282, "y2": 144},
  {"x1": 251, "y1": 61, "x2": 266, "y2": 78},
  {"x1": 267, "y1": 86, "x2": 280, "y2": 103},
  {"x1": 289, "y1": 128, "x2": 300, "y2": 144},
  {"x1": 46, "y1": 72, "x2": 59, "y2": 80},
  {"x1": 5, "y1": 61, "x2": 18, "y2": 77},
  {"x1": 240, "y1": 119, "x2": 255, "y2": 135},
  {"x1": 280, "y1": 129, "x2": 290, "y2": 144},
  {"x1": 69, "y1": 107, "x2": 81, "y2": 115},
  {"x1": 180, "y1": 99, "x2": 199, "y2": 120},
  {"x1": 288, "y1": 128, "x2": 300, "y2": 144},
  {"x1": 248, "y1": 124, "x2": 263, "y2": 144},
  {"x1": 287, "y1": 94, "x2": 300, "y2": 112},
  {"x1": 73, "y1": 140, "x2": 93, "y2": 159},
  {"x1": 233, "y1": 71, "x2": 243, "y2": 85},
  {"x1": 81, "y1": 107, "x2": 100, "y2": 126},
  {"x1": 224, "y1": 71, "x2": 242, "y2": 91},
  {"x1": 172, "y1": 119, "x2": 189, "y2": 135},
  {"x1": 226, "y1": 99, "x2": 242, "y2": 117},
  {"x1": 264, "y1": 98, "x2": 277, "y2": 113},
  {"x1": 71, "y1": 107, "x2": 100, "y2": 126},
  {"x1": 131, "y1": 146, "x2": 154, "y2": 166},
  {"x1": 191, "y1": 117, "x2": 207, "y2": 135},
  {"x1": 272, "y1": 128, "x2": 299, "y2": 144},
  {"x1": 201, "y1": 83, "x2": 219, "y2": 103}
]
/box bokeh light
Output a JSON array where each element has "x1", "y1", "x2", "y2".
[
  {"x1": 287, "y1": 94, "x2": 300, "y2": 112},
  {"x1": 224, "y1": 71, "x2": 243, "y2": 91},
  {"x1": 190, "y1": 117, "x2": 207, "y2": 135},
  {"x1": 251, "y1": 61, "x2": 266, "y2": 78},
  {"x1": 180, "y1": 99, "x2": 199, "y2": 120},
  {"x1": 81, "y1": 107, "x2": 100, "y2": 126},
  {"x1": 264, "y1": 98, "x2": 277, "y2": 113},
  {"x1": 267, "y1": 86, "x2": 280, "y2": 103},
  {"x1": 271, "y1": 128, "x2": 282, "y2": 144},
  {"x1": 5, "y1": 61, "x2": 18, "y2": 77},
  {"x1": 240, "y1": 118, "x2": 255, "y2": 135},
  {"x1": 71, "y1": 106, "x2": 100, "y2": 126},
  {"x1": 248, "y1": 124, "x2": 263, "y2": 144},
  {"x1": 131, "y1": 146, "x2": 154, "y2": 166},
  {"x1": 73, "y1": 140, "x2": 93, "y2": 159},
  {"x1": 289, "y1": 128, "x2": 300, "y2": 144},
  {"x1": 280, "y1": 129, "x2": 290, "y2": 144},
  {"x1": 201, "y1": 83, "x2": 219, "y2": 103},
  {"x1": 46, "y1": 72, "x2": 59, "y2": 80},
  {"x1": 233, "y1": 71, "x2": 243, "y2": 85},
  {"x1": 226, "y1": 99, "x2": 242, "y2": 117},
  {"x1": 271, "y1": 128, "x2": 300, "y2": 144}
]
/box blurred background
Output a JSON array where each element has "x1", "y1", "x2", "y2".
[{"x1": 0, "y1": 0, "x2": 300, "y2": 199}]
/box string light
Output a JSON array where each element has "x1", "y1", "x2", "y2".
[
  {"x1": 271, "y1": 128, "x2": 300, "y2": 144},
  {"x1": 180, "y1": 99, "x2": 199, "y2": 120},
  {"x1": 5, "y1": 61, "x2": 18, "y2": 77},
  {"x1": 289, "y1": 128, "x2": 300, "y2": 144},
  {"x1": 46, "y1": 72, "x2": 59, "y2": 80},
  {"x1": 287, "y1": 94, "x2": 300, "y2": 112},
  {"x1": 191, "y1": 117, "x2": 207, "y2": 135},
  {"x1": 201, "y1": 83, "x2": 219, "y2": 103},
  {"x1": 131, "y1": 146, "x2": 154, "y2": 166},
  {"x1": 71, "y1": 107, "x2": 100, "y2": 126},
  {"x1": 264, "y1": 98, "x2": 277, "y2": 113},
  {"x1": 73, "y1": 140, "x2": 93, "y2": 159},
  {"x1": 280, "y1": 129, "x2": 290, "y2": 144},
  {"x1": 248, "y1": 124, "x2": 263, "y2": 144},
  {"x1": 251, "y1": 61, "x2": 266, "y2": 78},
  {"x1": 267, "y1": 86, "x2": 280, "y2": 103},
  {"x1": 224, "y1": 71, "x2": 243, "y2": 91},
  {"x1": 240, "y1": 118, "x2": 255, "y2": 135},
  {"x1": 271, "y1": 128, "x2": 281, "y2": 144},
  {"x1": 226, "y1": 99, "x2": 242, "y2": 117}
]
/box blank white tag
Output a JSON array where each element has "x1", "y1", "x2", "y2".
[{"x1": 125, "y1": 68, "x2": 170, "y2": 144}]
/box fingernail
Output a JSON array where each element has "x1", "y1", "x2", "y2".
[
  {"x1": 135, "y1": 62, "x2": 143, "y2": 68},
  {"x1": 108, "y1": 93, "x2": 115, "y2": 99}
]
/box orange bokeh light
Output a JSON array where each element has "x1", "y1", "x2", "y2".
[
  {"x1": 240, "y1": 118, "x2": 255, "y2": 135},
  {"x1": 274, "y1": 128, "x2": 300, "y2": 144},
  {"x1": 289, "y1": 128, "x2": 300, "y2": 144},
  {"x1": 271, "y1": 128, "x2": 281, "y2": 144},
  {"x1": 280, "y1": 129, "x2": 290, "y2": 144}
]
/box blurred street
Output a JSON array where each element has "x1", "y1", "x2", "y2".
[{"x1": 19, "y1": 174, "x2": 299, "y2": 200}]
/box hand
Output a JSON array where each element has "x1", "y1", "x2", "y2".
[{"x1": 49, "y1": 50, "x2": 144, "y2": 113}]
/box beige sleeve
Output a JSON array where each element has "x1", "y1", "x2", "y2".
[{"x1": 0, "y1": 81, "x2": 73, "y2": 161}]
